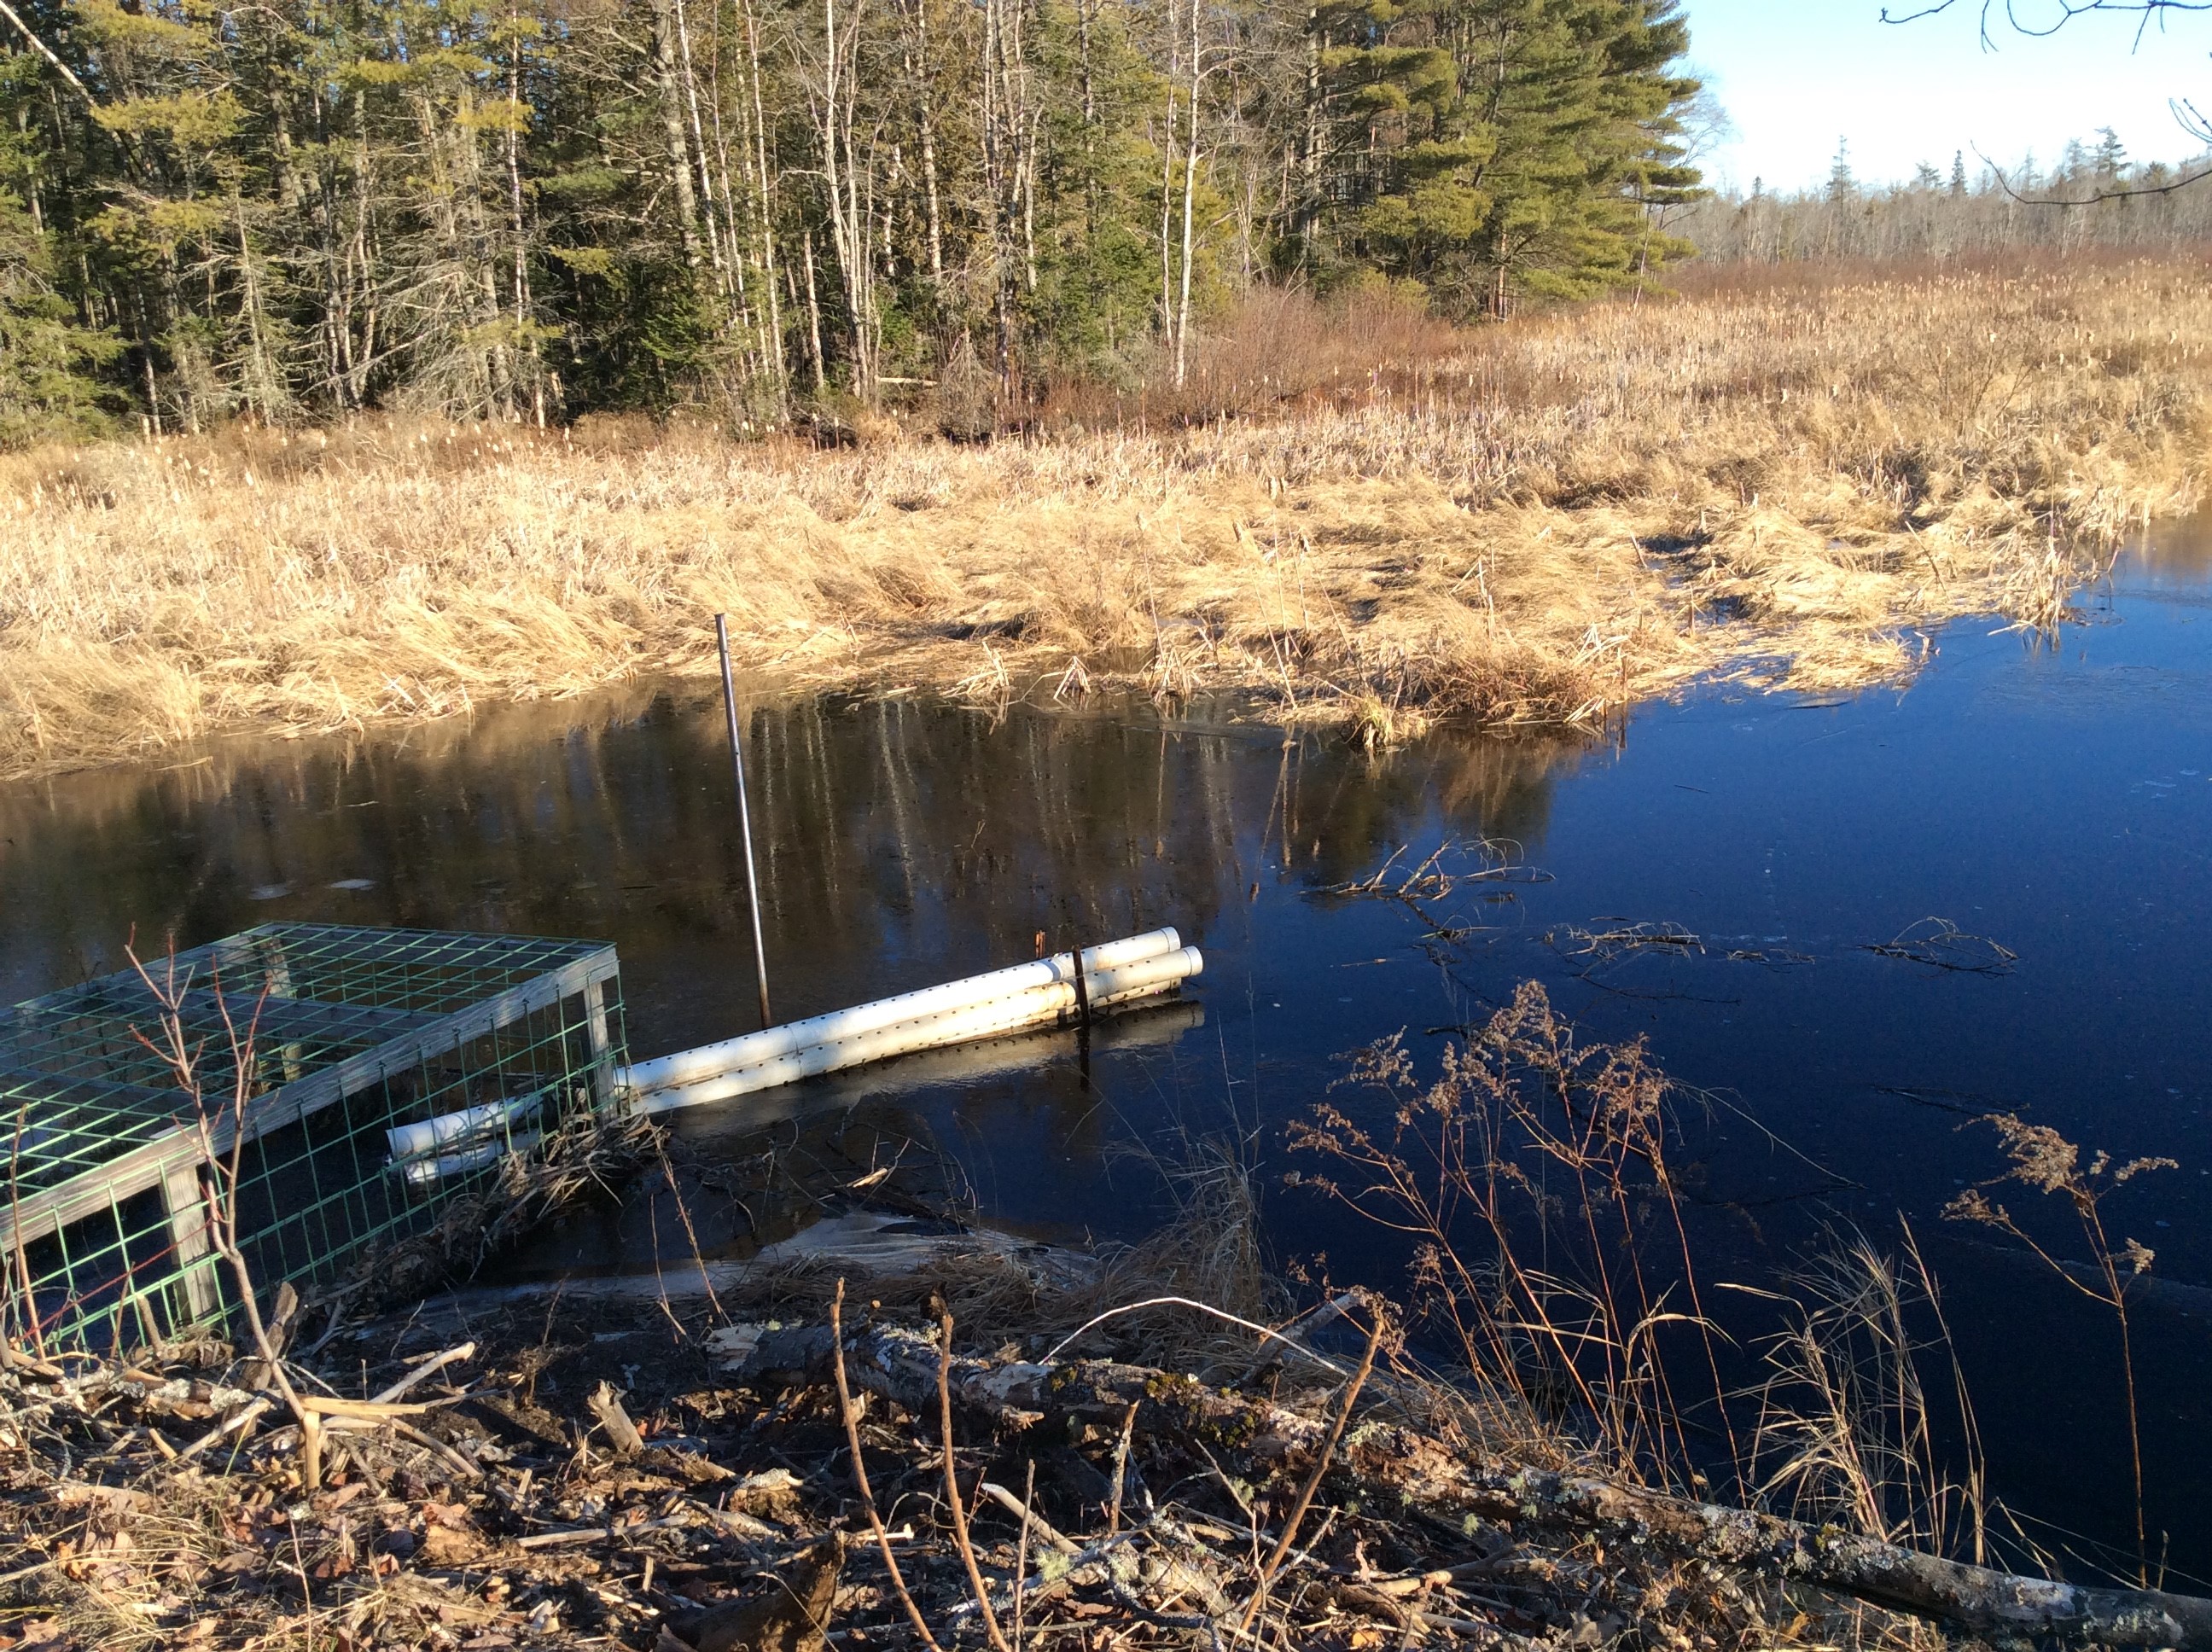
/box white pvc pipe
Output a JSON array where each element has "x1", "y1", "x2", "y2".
[
  {"x1": 629, "y1": 945, "x2": 1203, "y2": 1116},
  {"x1": 387, "y1": 1091, "x2": 544, "y2": 1162},
  {"x1": 395, "y1": 1131, "x2": 543, "y2": 1189},
  {"x1": 619, "y1": 927, "x2": 1184, "y2": 1096}
]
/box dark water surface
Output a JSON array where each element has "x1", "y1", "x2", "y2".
[{"x1": 3, "y1": 522, "x2": 2208, "y2": 1575}]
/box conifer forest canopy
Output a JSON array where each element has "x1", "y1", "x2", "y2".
[{"x1": 0, "y1": 0, "x2": 1702, "y2": 433}]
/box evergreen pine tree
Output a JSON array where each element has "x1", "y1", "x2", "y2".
[
  {"x1": 2093, "y1": 126, "x2": 2128, "y2": 186},
  {"x1": 1825, "y1": 137, "x2": 1854, "y2": 201},
  {"x1": 0, "y1": 0, "x2": 1708, "y2": 418},
  {"x1": 0, "y1": 173, "x2": 119, "y2": 445}
]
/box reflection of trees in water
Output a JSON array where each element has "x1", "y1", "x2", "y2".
[
  {"x1": 0, "y1": 688, "x2": 1583, "y2": 1048},
  {"x1": 1275, "y1": 726, "x2": 1586, "y2": 891}
]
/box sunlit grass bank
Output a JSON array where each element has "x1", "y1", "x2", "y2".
[{"x1": 3, "y1": 256, "x2": 2204, "y2": 775}]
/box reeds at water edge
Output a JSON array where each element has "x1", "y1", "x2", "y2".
[{"x1": 3, "y1": 255, "x2": 2205, "y2": 776}]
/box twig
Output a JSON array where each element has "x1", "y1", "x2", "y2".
[
  {"x1": 125, "y1": 947, "x2": 309, "y2": 1438},
  {"x1": 297, "y1": 1395, "x2": 434, "y2": 1420},
  {"x1": 980, "y1": 1482, "x2": 1078, "y2": 1555},
  {"x1": 392, "y1": 1419, "x2": 483, "y2": 1481},
  {"x1": 1108, "y1": 1399, "x2": 1138, "y2": 1537},
  {"x1": 300, "y1": 1411, "x2": 323, "y2": 1491},
  {"x1": 658, "y1": 1143, "x2": 729, "y2": 1323},
  {"x1": 371, "y1": 1341, "x2": 476, "y2": 1404},
  {"x1": 1014, "y1": 1459, "x2": 1035, "y2": 1651},
  {"x1": 831, "y1": 1281, "x2": 943, "y2": 1652},
  {"x1": 0, "y1": 1558, "x2": 61, "y2": 1589},
  {"x1": 1863, "y1": 917, "x2": 2017, "y2": 974},
  {"x1": 1040, "y1": 1296, "x2": 1347, "y2": 1374},
  {"x1": 516, "y1": 1526, "x2": 619, "y2": 1550},
  {"x1": 515, "y1": 1514, "x2": 696, "y2": 1550},
  {"x1": 938, "y1": 1307, "x2": 1014, "y2": 1652},
  {"x1": 1241, "y1": 1310, "x2": 1385, "y2": 1632},
  {"x1": 175, "y1": 1396, "x2": 273, "y2": 1463}
]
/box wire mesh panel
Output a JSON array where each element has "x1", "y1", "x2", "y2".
[{"x1": 0, "y1": 924, "x2": 625, "y2": 1354}]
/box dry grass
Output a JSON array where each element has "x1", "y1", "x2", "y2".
[{"x1": 3, "y1": 258, "x2": 2207, "y2": 776}]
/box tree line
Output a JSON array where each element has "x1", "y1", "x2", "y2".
[
  {"x1": 1674, "y1": 131, "x2": 2212, "y2": 267},
  {"x1": 0, "y1": 0, "x2": 1699, "y2": 439}
]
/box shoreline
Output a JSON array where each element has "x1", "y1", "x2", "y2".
[
  {"x1": 3, "y1": 261, "x2": 2205, "y2": 779},
  {"x1": 14, "y1": 1185, "x2": 2212, "y2": 1652},
  {"x1": 0, "y1": 520, "x2": 2167, "y2": 790}
]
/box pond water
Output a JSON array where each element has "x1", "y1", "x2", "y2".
[{"x1": 3, "y1": 520, "x2": 2208, "y2": 1578}]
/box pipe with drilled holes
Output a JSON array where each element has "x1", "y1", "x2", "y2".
[{"x1": 621, "y1": 933, "x2": 1201, "y2": 1115}]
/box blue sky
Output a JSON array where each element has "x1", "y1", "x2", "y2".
[{"x1": 1685, "y1": 0, "x2": 2211, "y2": 192}]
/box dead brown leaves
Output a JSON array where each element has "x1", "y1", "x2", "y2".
[{"x1": 0, "y1": 1281, "x2": 1890, "y2": 1652}]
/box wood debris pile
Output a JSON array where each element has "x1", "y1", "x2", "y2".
[
  {"x1": 3, "y1": 1277, "x2": 2207, "y2": 1652},
  {"x1": 0, "y1": 1289, "x2": 1796, "y2": 1652}
]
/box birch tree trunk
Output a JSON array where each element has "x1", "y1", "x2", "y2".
[
  {"x1": 818, "y1": 0, "x2": 876, "y2": 398},
  {"x1": 670, "y1": 0, "x2": 731, "y2": 293},
  {"x1": 1157, "y1": 74, "x2": 1175, "y2": 352},
  {"x1": 1173, "y1": 0, "x2": 1201, "y2": 389},
  {"x1": 800, "y1": 224, "x2": 828, "y2": 391},
  {"x1": 900, "y1": 0, "x2": 944, "y2": 296},
  {"x1": 504, "y1": 11, "x2": 543, "y2": 424},
  {"x1": 739, "y1": 0, "x2": 787, "y2": 398},
  {"x1": 648, "y1": 0, "x2": 705, "y2": 270},
  {"x1": 1298, "y1": 5, "x2": 1322, "y2": 259}
]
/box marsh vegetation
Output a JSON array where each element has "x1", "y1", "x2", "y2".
[{"x1": 3, "y1": 256, "x2": 2207, "y2": 774}]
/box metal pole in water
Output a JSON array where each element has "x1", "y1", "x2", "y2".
[{"x1": 715, "y1": 614, "x2": 773, "y2": 1030}]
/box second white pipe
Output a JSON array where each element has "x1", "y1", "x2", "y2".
[{"x1": 387, "y1": 1091, "x2": 544, "y2": 1162}]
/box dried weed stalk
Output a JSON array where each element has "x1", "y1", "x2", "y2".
[
  {"x1": 124, "y1": 946, "x2": 307, "y2": 1436},
  {"x1": 1288, "y1": 980, "x2": 1737, "y2": 1492},
  {"x1": 1947, "y1": 1113, "x2": 2175, "y2": 1580},
  {"x1": 1742, "y1": 1224, "x2": 1988, "y2": 1564}
]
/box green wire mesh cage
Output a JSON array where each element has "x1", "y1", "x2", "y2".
[{"x1": 0, "y1": 923, "x2": 626, "y2": 1356}]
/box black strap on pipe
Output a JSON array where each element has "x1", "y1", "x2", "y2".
[{"x1": 1070, "y1": 943, "x2": 1092, "y2": 1028}]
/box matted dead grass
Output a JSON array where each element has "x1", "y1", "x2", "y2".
[{"x1": 2, "y1": 258, "x2": 2205, "y2": 775}]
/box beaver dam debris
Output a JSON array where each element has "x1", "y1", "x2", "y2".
[
  {"x1": 1860, "y1": 918, "x2": 2020, "y2": 975},
  {"x1": 10, "y1": 922, "x2": 2209, "y2": 1650},
  {"x1": 8, "y1": 1251, "x2": 2212, "y2": 1652}
]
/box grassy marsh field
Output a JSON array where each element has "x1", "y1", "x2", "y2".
[{"x1": 2, "y1": 256, "x2": 2206, "y2": 777}]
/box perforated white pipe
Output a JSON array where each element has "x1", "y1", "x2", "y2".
[
  {"x1": 392, "y1": 930, "x2": 1203, "y2": 1178},
  {"x1": 394, "y1": 1131, "x2": 544, "y2": 1189},
  {"x1": 386, "y1": 1091, "x2": 544, "y2": 1166},
  {"x1": 626, "y1": 939, "x2": 1202, "y2": 1116},
  {"x1": 619, "y1": 928, "x2": 1185, "y2": 1098}
]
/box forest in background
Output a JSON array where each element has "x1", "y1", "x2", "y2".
[
  {"x1": 1676, "y1": 130, "x2": 2212, "y2": 265},
  {"x1": 0, "y1": 0, "x2": 1703, "y2": 439},
  {"x1": 3, "y1": 0, "x2": 2211, "y2": 445}
]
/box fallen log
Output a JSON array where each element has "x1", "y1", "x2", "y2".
[
  {"x1": 428, "y1": 1211, "x2": 1100, "y2": 1309},
  {"x1": 742, "y1": 1322, "x2": 2212, "y2": 1651}
]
